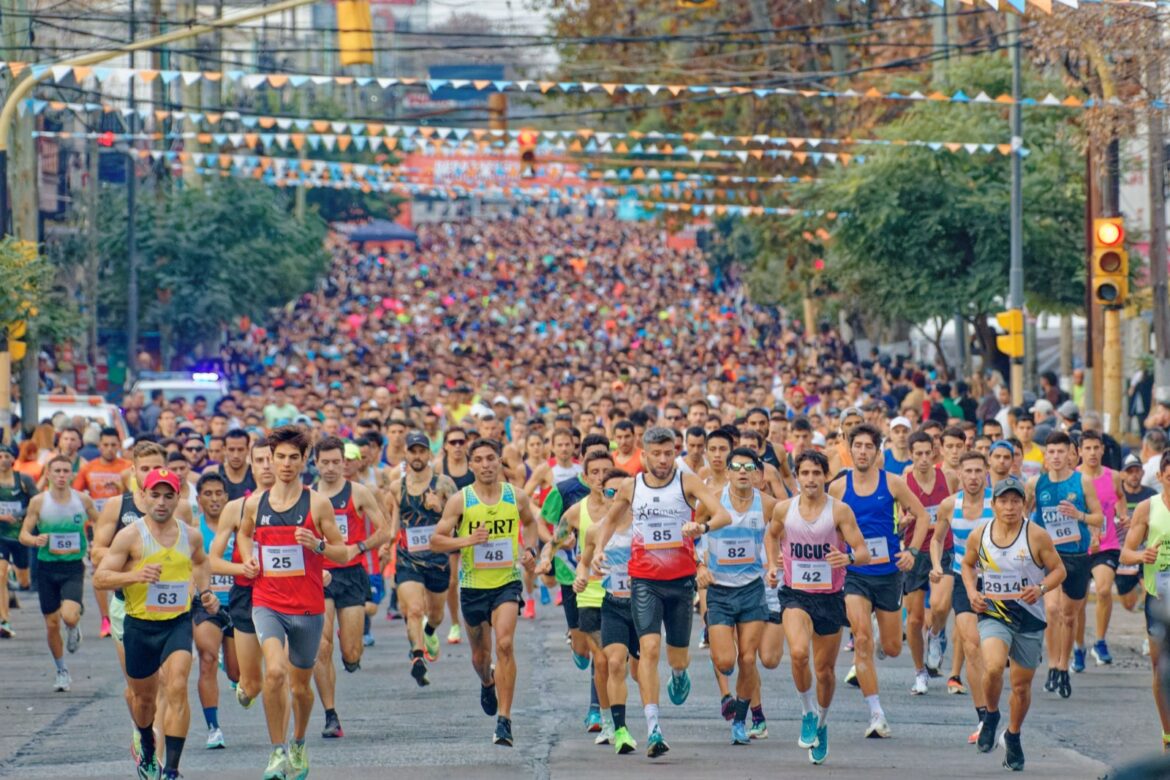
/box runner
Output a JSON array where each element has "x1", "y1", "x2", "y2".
[
  {"x1": 1015, "y1": 416, "x2": 1045, "y2": 482},
  {"x1": 93, "y1": 467, "x2": 215, "y2": 780},
  {"x1": 218, "y1": 429, "x2": 257, "y2": 500},
  {"x1": 963, "y1": 476, "x2": 1066, "y2": 771},
  {"x1": 931, "y1": 450, "x2": 994, "y2": 743},
  {"x1": 903, "y1": 430, "x2": 958, "y2": 691},
  {"x1": 0, "y1": 442, "x2": 37, "y2": 638},
  {"x1": 1076, "y1": 429, "x2": 1127, "y2": 670},
  {"x1": 73, "y1": 427, "x2": 130, "y2": 638},
  {"x1": 589, "y1": 426, "x2": 731, "y2": 758},
  {"x1": 882, "y1": 417, "x2": 913, "y2": 476},
  {"x1": 312, "y1": 435, "x2": 393, "y2": 739},
  {"x1": 698, "y1": 448, "x2": 777, "y2": 745},
  {"x1": 765, "y1": 449, "x2": 869, "y2": 765},
  {"x1": 431, "y1": 438, "x2": 545, "y2": 747},
  {"x1": 613, "y1": 421, "x2": 644, "y2": 476},
  {"x1": 192, "y1": 471, "x2": 237, "y2": 750},
  {"x1": 1027, "y1": 431, "x2": 1102, "y2": 699},
  {"x1": 236, "y1": 425, "x2": 353, "y2": 780},
  {"x1": 829, "y1": 423, "x2": 929, "y2": 737},
  {"x1": 1119, "y1": 453, "x2": 1170, "y2": 751},
  {"x1": 19, "y1": 455, "x2": 98, "y2": 691},
  {"x1": 1118, "y1": 454, "x2": 1157, "y2": 613},
  {"x1": 675, "y1": 427, "x2": 707, "y2": 477},
  {"x1": 438, "y1": 427, "x2": 474, "y2": 644},
  {"x1": 388, "y1": 431, "x2": 459, "y2": 685}
]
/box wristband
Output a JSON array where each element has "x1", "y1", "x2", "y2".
[
  {"x1": 357, "y1": 540, "x2": 369, "y2": 554},
  {"x1": 315, "y1": 539, "x2": 326, "y2": 554},
  {"x1": 199, "y1": 589, "x2": 213, "y2": 599},
  {"x1": 700, "y1": 522, "x2": 710, "y2": 535}
]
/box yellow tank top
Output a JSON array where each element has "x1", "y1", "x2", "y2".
[
  {"x1": 124, "y1": 519, "x2": 194, "y2": 620},
  {"x1": 458, "y1": 482, "x2": 521, "y2": 590},
  {"x1": 1144, "y1": 495, "x2": 1170, "y2": 598},
  {"x1": 576, "y1": 498, "x2": 606, "y2": 609}
]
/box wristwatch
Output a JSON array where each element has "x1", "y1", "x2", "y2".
[
  {"x1": 847, "y1": 551, "x2": 856, "y2": 565},
  {"x1": 700, "y1": 522, "x2": 710, "y2": 535},
  {"x1": 314, "y1": 538, "x2": 327, "y2": 554},
  {"x1": 356, "y1": 540, "x2": 369, "y2": 554},
  {"x1": 1038, "y1": 583, "x2": 1047, "y2": 595}
]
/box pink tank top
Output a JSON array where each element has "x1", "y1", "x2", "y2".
[
  {"x1": 1093, "y1": 468, "x2": 1120, "y2": 552},
  {"x1": 782, "y1": 495, "x2": 845, "y2": 594}
]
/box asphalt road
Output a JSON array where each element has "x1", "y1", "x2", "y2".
[{"x1": 0, "y1": 577, "x2": 1162, "y2": 779}]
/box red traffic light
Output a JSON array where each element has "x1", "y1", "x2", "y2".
[
  {"x1": 97, "y1": 131, "x2": 115, "y2": 147},
  {"x1": 517, "y1": 130, "x2": 537, "y2": 147},
  {"x1": 1095, "y1": 220, "x2": 1123, "y2": 246}
]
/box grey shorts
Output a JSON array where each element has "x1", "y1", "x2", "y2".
[
  {"x1": 977, "y1": 617, "x2": 1044, "y2": 670},
  {"x1": 252, "y1": 606, "x2": 325, "y2": 670},
  {"x1": 706, "y1": 579, "x2": 770, "y2": 627}
]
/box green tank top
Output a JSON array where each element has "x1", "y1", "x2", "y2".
[
  {"x1": 458, "y1": 483, "x2": 522, "y2": 590},
  {"x1": 36, "y1": 489, "x2": 88, "y2": 563},
  {"x1": 575, "y1": 498, "x2": 606, "y2": 609},
  {"x1": 0, "y1": 472, "x2": 34, "y2": 541}
]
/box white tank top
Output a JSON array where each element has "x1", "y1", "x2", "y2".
[
  {"x1": 976, "y1": 520, "x2": 1047, "y2": 629},
  {"x1": 551, "y1": 461, "x2": 582, "y2": 484}
]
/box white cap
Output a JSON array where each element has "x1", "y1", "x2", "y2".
[
  {"x1": 811, "y1": 432, "x2": 827, "y2": 448},
  {"x1": 492, "y1": 395, "x2": 510, "y2": 406},
  {"x1": 890, "y1": 416, "x2": 912, "y2": 431}
]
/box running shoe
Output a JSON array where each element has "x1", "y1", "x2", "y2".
[
  {"x1": 1058, "y1": 670, "x2": 1072, "y2": 699},
  {"x1": 1071, "y1": 646, "x2": 1085, "y2": 673},
  {"x1": 865, "y1": 713, "x2": 891, "y2": 739},
  {"x1": 749, "y1": 719, "x2": 768, "y2": 740},
  {"x1": 911, "y1": 670, "x2": 929, "y2": 695},
  {"x1": 1002, "y1": 730, "x2": 1025, "y2": 771},
  {"x1": 613, "y1": 726, "x2": 637, "y2": 754},
  {"x1": 585, "y1": 707, "x2": 602, "y2": 732},
  {"x1": 809, "y1": 725, "x2": 829, "y2": 765},
  {"x1": 423, "y1": 622, "x2": 440, "y2": 661},
  {"x1": 666, "y1": 669, "x2": 691, "y2": 705},
  {"x1": 947, "y1": 675, "x2": 966, "y2": 695},
  {"x1": 798, "y1": 711, "x2": 820, "y2": 748},
  {"x1": 968, "y1": 724, "x2": 981, "y2": 745},
  {"x1": 926, "y1": 630, "x2": 943, "y2": 673},
  {"x1": 595, "y1": 722, "x2": 615, "y2": 745},
  {"x1": 481, "y1": 682, "x2": 499, "y2": 716},
  {"x1": 844, "y1": 665, "x2": 859, "y2": 688},
  {"x1": 131, "y1": 728, "x2": 142, "y2": 763},
  {"x1": 873, "y1": 615, "x2": 886, "y2": 659},
  {"x1": 136, "y1": 754, "x2": 161, "y2": 780},
  {"x1": 447, "y1": 624, "x2": 462, "y2": 644},
  {"x1": 322, "y1": 711, "x2": 344, "y2": 739},
  {"x1": 699, "y1": 627, "x2": 709, "y2": 649},
  {"x1": 540, "y1": 584, "x2": 551, "y2": 605},
  {"x1": 522, "y1": 599, "x2": 536, "y2": 620},
  {"x1": 342, "y1": 659, "x2": 361, "y2": 673},
  {"x1": 493, "y1": 716, "x2": 513, "y2": 747},
  {"x1": 1091, "y1": 639, "x2": 1113, "y2": 665},
  {"x1": 53, "y1": 669, "x2": 71, "y2": 692},
  {"x1": 205, "y1": 726, "x2": 225, "y2": 749},
  {"x1": 100, "y1": 616, "x2": 111, "y2": 638},
  {"x1": 65, "y1": 623, "x2": 82, "y2": 654},
  {"x1": 0, "y1": 620, "x2": 12, "y2": 638},
  {"x1": 362, "y1": 631, "x2": 375, "y2": 647},
  {"x1": 289, "y1": 741, "x2": 309, "y2": 780},
  {"x1": 731, "y1": 720, "x2": 750, "y2": 745},
  {"x1": 1043, "y1": 668, "x2": 1058, "y2": 692},
  {"x1": 263, "y1": 745, "x2": 289, "y2": 780},
  {"x1": 721, "y1": 694, "x2": 734, "y2": 721},
  {"x1": 7, "y1": 591, "x2": 17, "y2": 609},
  {"x1": 554, "y1": 588, "x2": 563, "y2": 607},
  {"x1": 411, "y1": 658, "x2": 430, "y2": 687},
  {"x1": 161, "y1": 770, "x2": 180, "y2": 780},
  {"x1": 977, "y1": 710, "x2": 1000, "y2": 753},
  {"x1": 572, "y1": 652, "x2": 591, "y2": 670},
  {"x1": 646, "y1": 727, "x2": 669, "y2": 758},
  {"x1": 236, "y1": 685, "x2": 254, "y2": 709}
]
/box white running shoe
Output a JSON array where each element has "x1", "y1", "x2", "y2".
[
  {"x1": 53, "y1": 669, "x2": 71, "y2": 692},
  {"x1": 873, "y1": 615, "x2": 886, "y2": 659},
  {"x1": 911, "y1": 670, "x2": 929, "y2": 696},
  {"x1": 595, "y1": 723, "x2": 616, "y2": 745},
  {"x1": 865, "y1": 713, "x2": 891, "y2": 738},
  {"x1": 65, "y1": 623, "x2": 82, "y2": 654},
  {"x1": 926, "y1": 631, "x2": 943, "y2": 672},
  {"x1": 205, "y1": 726, "x2": 225, "y2": 749}
]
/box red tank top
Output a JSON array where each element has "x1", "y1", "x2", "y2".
[
  {"x1": 905, "y1": 467, "x2": 953, "y2": 550},
  {"x1": 231, "y1": 498, "x2": 254, "y2": 588},
  {"x1": 323, "y1": 481, "x2": 364, "y2": 570},
  {"x1": 252, "y1": 488, "x2": 324, "y2": 615}
]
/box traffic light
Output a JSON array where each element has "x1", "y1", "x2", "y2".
[
  {"x1": 7, "y1": 320, "x2": 26, "y2": 362},
  {"x1": 517, "y1": 129, "x2": 537, "y2": 178},
  {"x1": 337, "y1": 0, "x2": 373, "y2": 67},
  {"x1": 996, "y1": 309, "x2": 1024, "y2": 359},
  {"x1": 677, "y1": 0, "x2": 717, "y2": 7},
  {"x1": 1092, "y1": 217, "x2": 1128, "y2": 305}
]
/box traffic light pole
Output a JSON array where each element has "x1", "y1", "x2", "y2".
[{"x1": 1007, "y1": 13, "x2": 1025, "y2": 406}]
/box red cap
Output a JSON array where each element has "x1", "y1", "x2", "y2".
[{"x1": 143, "y1": 468, "x2": 181, "y2": 493}]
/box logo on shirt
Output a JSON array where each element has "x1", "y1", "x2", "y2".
[{"x1": 259, "y1": 514, "x2": 271, "y2": 526}]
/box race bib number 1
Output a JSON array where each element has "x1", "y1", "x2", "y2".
[
  {"x1": 864, "y1": 537, "x2": 890, "y2": 565},
  {"x1": 145, "y1": 581, "x2": 188, "y2": 614},
  {"x1": 49, "y1": 532, "x2": 82, "y2": 555},
  {"x1": 262, "y1": 544, "x2": 306, "y2": 577},
  {"x1": 644, "y1": 519, "x2": 683, "y2": 550},
  {"x1": 791, "y1": 560, "x2": 832, "y2": 591},
  {"x1": 474, "y1": 538, "x2": 514, "y2": 569}
]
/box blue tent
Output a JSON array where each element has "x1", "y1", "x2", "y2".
[{"x1": 347, "y1": 220, "x2": 418, "y2": 245}]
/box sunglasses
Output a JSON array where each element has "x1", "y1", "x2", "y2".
[
  {"x1": 603, "y1": 488, "x2": 618, "y2": 498},
  {"x1": 728, "y1": 462, "x2": 758, "y2": 472},
  {"x1": 183, "y1": 446, "x2": 205, "y2": 453},
  {"x1": 448, "y1": 439, "x2": 467, "y2": 446},
  {"x1": 666, "y1": 415, "x2": 683, "y2": 421}
]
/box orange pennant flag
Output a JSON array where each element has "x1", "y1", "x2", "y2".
[
  {"x1": 997, "y1": 144, "x2": 1012, "y2": 155},
  {"x1": 602, "y1": 83, "x2": 618, "y2": 95},
  {"x1": 197, "y1": 133, "x2": 212, "y2": 144},
  {"x1": 205, "y1": 113, "x2": 222, "y2": 124},
  {"x1": 138, "y1": 69, "x2": 158, "y2": 83},
  {"x1": 667, "y1": 85, "x2": 685, "y2": 96},
  {"x1": 73, "y1": 66, "x2": 92, "y2": 81},
  {"x1": 473, "y1": 80, "x2": 491, "y2": 90},
  {"x1": 335, "y1": 77, "x2": 353, "y2": 86},
  {"x1": 7, "y1": 62, "x2": 26, "y2": 77},
  {"x1": 259, "y1": 117, "x2": 277, "y2": 129},
  {"x1": 338, "y1": 135, "x2": 352, "y2": 151},
  {"x1": 218, "y1": 154, "x2": 231, "y2": 168},
  {"x1": 366, "y1": 122, "x2": 383, "y2": 136},
  {"x1": 313, "y1": 121, "x2": 330, "y2": 133},
  {"x1": 244, "y1": 133, "x2": 259, "y2": 148},
  {"x1": 539, "y1": 81, "x2": 555, "y2": 93},
  {"x1": 267, "y1": 75, "x2": 288, "y2": 88}
]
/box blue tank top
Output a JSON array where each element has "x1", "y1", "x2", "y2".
[
  {"x1": 199, "y1": 511, "x2": 234, "y2": 606},
  {"x1": 883, "y1": 450, "x2": 912, "y2": 476},
  {"x1": 843, "y1": 469, "x2": 900, "y2": 576},
  {"x1": 1032, "y1": 471, "x2": 1089, "y2": 554},
  {"x1": 706, "y1": 486, "x2": 766, "y2": 587}
]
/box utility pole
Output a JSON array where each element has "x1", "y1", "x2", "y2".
[
  {"x1": 1150, "y1": 49, "x2": 1170, "y2": 406},
  {"x1": 127, "y1": 0, "x2": 141, "y2": 384},
  {"x1": 1007, "y1": 13, "x2": 1025, "y2": 406}
]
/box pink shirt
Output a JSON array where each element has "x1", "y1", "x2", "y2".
[
  {"x1": 1092, "y1": 468, "x2": 1120, "y2": 552},
  {"x1": 782, "y1": 495, "x2": 845, "y2": 594}
]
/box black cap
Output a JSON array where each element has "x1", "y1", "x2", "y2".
[
  {"x1": 992, "y1": 476, "x2": 1026, "y2": 499},
  {"x1": 405, "y1": 432, "x2": 430, "y2": 450}
]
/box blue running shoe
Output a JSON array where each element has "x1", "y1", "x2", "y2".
[
  {"x1": 646, "y1": 727, "x2": 670, "y2": 758},
  {"x1": 1072, "y1": 646, "x2": 1086, "y2": 674},
  {"x1": 798, "y1": 712, "x2": 820, "y2": 749},
  {"x1": 1091, "y1": 640, "x2": 1113, "y2": 665},
  {"x1": 584, "y1": 707, "x2": 602, "y2": 733},
  {"x1": 540, "y1": 584, "x2": 551, "y2": 605},
  {"x1": 731, "y1": 720, "x2": 750, "y2": 745},
  {"x1": 809, "y1": 725, "x2": 829, "y2": 765},
  {"x1": 572, "y1": 652, "x2": 591, "y2": 670},
  {"x1": 667, "y1": 670, "x2": 691, "y2": 705}
]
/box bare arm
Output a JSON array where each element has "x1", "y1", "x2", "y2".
[
  {"x1": 931, "y1": 497, "x2": 955, "y2": 580},
  {"x1": 91, "y1": 494, "x2": 124, "y2": 565},
  {"x1": 765, "y1": 499, "x2": 789, "y2": 587},
  {"x1": 430, "y1": 491, "x2": 481, "y2": 553},
  {"x1": 298, "y1": 491, "x2": 353, "y2": 563},
  {"x1": 889, "y1": 475, "x2": 929, "y2": 554},
  {"x1": 683, "y1": 472, "x2": 732, "y2": 534},
  {"x1": 960, "y1": 522, "x2": 988, "y2": 613},
  {"x1": 353, "y1": 482, "x2": 394, "y2": 550},
  {"x1": 93, "y1": 525, "x2": 154, "y2": 590},
  {"x1": 588, "y1": 479, "x2": 634, "y2": 569},
  {"x1": 524, "y1": 464, "x2": 550, "y2": 497},
  {"x1": 1077, "y1": 474, "x2": 1104, "y2": 529},
  {"x1": 1122, "y1": 499, "x2": 1155, "y2": 566},
  {"x1": 18, "y1": 495, "x2": 45, "y2": 548},
  {"x1": 1028, "y1": 523, "x2": 1068, "y2": 595},
  {"x1": 209, "y1": 507, "x2": 249, "y2": 577},
  {"x1": 834, "y1": 501, "x2": 871, "y2": 566}
]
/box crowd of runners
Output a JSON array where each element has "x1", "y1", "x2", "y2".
[{"x1": 2, "y1": 216, "x2": 1168, "y2": 779}]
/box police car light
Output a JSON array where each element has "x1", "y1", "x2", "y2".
[{"x1": 191, "y1": 372, "x2": 219, "y2": 382}]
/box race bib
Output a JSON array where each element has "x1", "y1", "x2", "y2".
[
  {"x1": 607, "y1": 567, "x2": 632, "y2": 598},
  {"x1": 406, "y1": 525, "x2": 436, "y2": 553},
  {"x1": 644, "y1": 518, "x2": 683, "y2": 550},
  {"x1": 261, "y1": 544, "x2": 306, "y2": 577},
  {"x1": 474, "y1": 538, "x2": 514, "y2": 569},
  {"x1": 1043, "y1": 512, "x2": 1081, "y2": 546},
  {"x1": 982, "y1": 570, "x2": 1023, "y2": 600},
  {"x1": 1117, "y1": 564, "x2": 1140, "y2": 576},
  {"x1": 926, "y1": 505, "x2": 940, "y2": 527},
  {"x1": 1156, "y1": 569, "x2": 1170, "y2": 598},
  {"x1": 93, "y1": 497, "x2": 108, "y2": 513},
  {"x1": 335, "y1": 514, "x2": 349, "y2": 540},
  {"x1": 49, "y1": 532, "x2": 82, "y2": 555},
  {"x1": 0, "y1": 500, "x2": 23, "y2": 518},
  {"x1": 864, "y1": 536, "x2": 890, "y2": 565},
  {"x1": 791, "y1": 560, "x2": 832, "y2": 591},
  {"x1": 145, "y1": 580, "x2": 188, "y2": 614},
  {"x1": 209, "y1": 573, "x2": 233, "y2": 593},
  {"x1": 710, "y1": 536, "x2": 758, "y2": 566}
]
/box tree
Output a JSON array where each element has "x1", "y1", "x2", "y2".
[{"x1": 0, "y1": 236, "x2": 81, "y2": 349}]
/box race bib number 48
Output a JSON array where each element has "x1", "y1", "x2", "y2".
[
  {"x1": 262, "y1": 544, "x2": 306, "y2": 577},
  {"x1": 474, "y1": 538, "x2": 514, "y2": 569}
]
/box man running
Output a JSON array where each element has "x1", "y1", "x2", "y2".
[
  {"x1": 237, "y1": 426, "x2": 353, "y2": 780},
  {"x1": 882, "y1": 416, "x2": 913, "y2": 476},
  {"x1": 432, "y1": 438, "x2": 545, "y2": 747},
  {"x1": 20, "y1": 456, "x2": 98, "y2": 691},
  {"x1": 590, "y1": 426, "x2": 731, "y2": 757},
  {"x1": 437, "y1": 427, "x2": 474, "y2": 644},
  {"x1": 829, "y1": 423, "x2": 928, "y2": 737},
  {"x1": 94, "y1": 467, "x2": 215, "y2": 780},
  {"x1": 613, "y1": 420, "x2": 644, "y2": 476},
  {"x1": 193, "y1": 471, "x2": 237, "y2": 750},
  {"x1": 1027, "y1": 431, "x2": 1102, "y2": 699},
  {"x1": 964, "y1": 476, "x2": 1066, "y2": 771},
  {"x1": 73, "y1": 427, "x2": 130, "y2": 638},
  {"x1": 218, "y1": 429, "x2": 256, "y2": 499},
  {"x1": 1077, "y1": 429, "x2": 1126, "y2": 668},
  {"x1": 312, "y1": 435, "x2": 392, "y2": 739},
  {"x1": 0, "y1": 442, "x2": 37, "y2": 638},
  {"x1": 1117, "y1": 454, "x2": 1156, "y2": 613},
  {"x1": 766, "y1": 450, "x2": 869, "y2": 765}
]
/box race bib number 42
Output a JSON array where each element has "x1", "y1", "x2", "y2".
[
  {"x1": 474, "y1": 538, "x2": 514, "y2": 569},
  {"x1": 145, "y1": 581, "x2": 188, "y2": 614},
  {"x1": 791, "y1": 560, "x2": 832, "y2": 591},
  {"x1": 262, "y1": 544, "x2": 306, "y2": 577}
]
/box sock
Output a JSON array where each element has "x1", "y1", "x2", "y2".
[
  {"x1": 423, "y1": 622, "x2": 436, "y2": 636},
  {"x1": 798, "y1": 688, "x2": 817, "y2": 715},
  {"x1": 817, "y1": 704, "x2": 829, "y2": 727},
  {"x1": 412, "y1": 649, "x2": 424, "y2": 660},
  {"x1": 733, "y1": 698, "x2": 749, "y2": 724},
  {"x1": 53, "y1": 656, "x2": 66, "y2": 673},
  {"x1": 325, "y1": 708, "x2": 337, "y2": 722},
  {"x1": 164, "y1": 736, "x2": 184, "y2": 773},
  {"x1": 671, "y1": 668, "x2": 686, "y2": 683},
  {"x1": 601, "y1": 710, "x2": 614, "y2": 730},
  {"x1": 865, "y1": 694, "x2": 883, "y2": 718},
  {"x1": 292, "y1": 738, "x2": 305, "y2": 747},
  {"x1": 138, "y1": 724, "x2": 156, "y2": 764},
  {"x1": 644, "y1": 703, "x2": 659, "y2": 735},
  {"x1": 363, "y1": 613, "x2": 371, "y2": 634},
  {"x1": 590, "y1": 677, "x2": 599, "y2": 709},
  {"x1": 203, "y1": 706, "x2": 218, "y2": 730},
  {"x1": 751, "y1": 704, "x2": 765, "y2": 723},
  {"x1": 976, "y1": 706, "x2": 988, "y2": 724},
  {"x1": 611, "y1": 704, "x2": 627, "y2": 730}
]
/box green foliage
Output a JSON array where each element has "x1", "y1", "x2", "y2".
[{"x1": 0, "y1": 236, "x2": 81, "y2": 345}]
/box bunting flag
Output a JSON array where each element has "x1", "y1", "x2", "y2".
[{"x1": 2, "y1": 60, "x2": 1130, "y2": 110}]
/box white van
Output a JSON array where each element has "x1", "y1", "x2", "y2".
[
  {"x1": 38, "y1": 394, "x2": 129, "y2": 441},
  {"x1": 130, "y1": 371, "x2": 229, "y2": 410}
]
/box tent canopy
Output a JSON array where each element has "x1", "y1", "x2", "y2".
[{"x1": 347, "y1": 220, "x2": 418, "y2": 244}]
